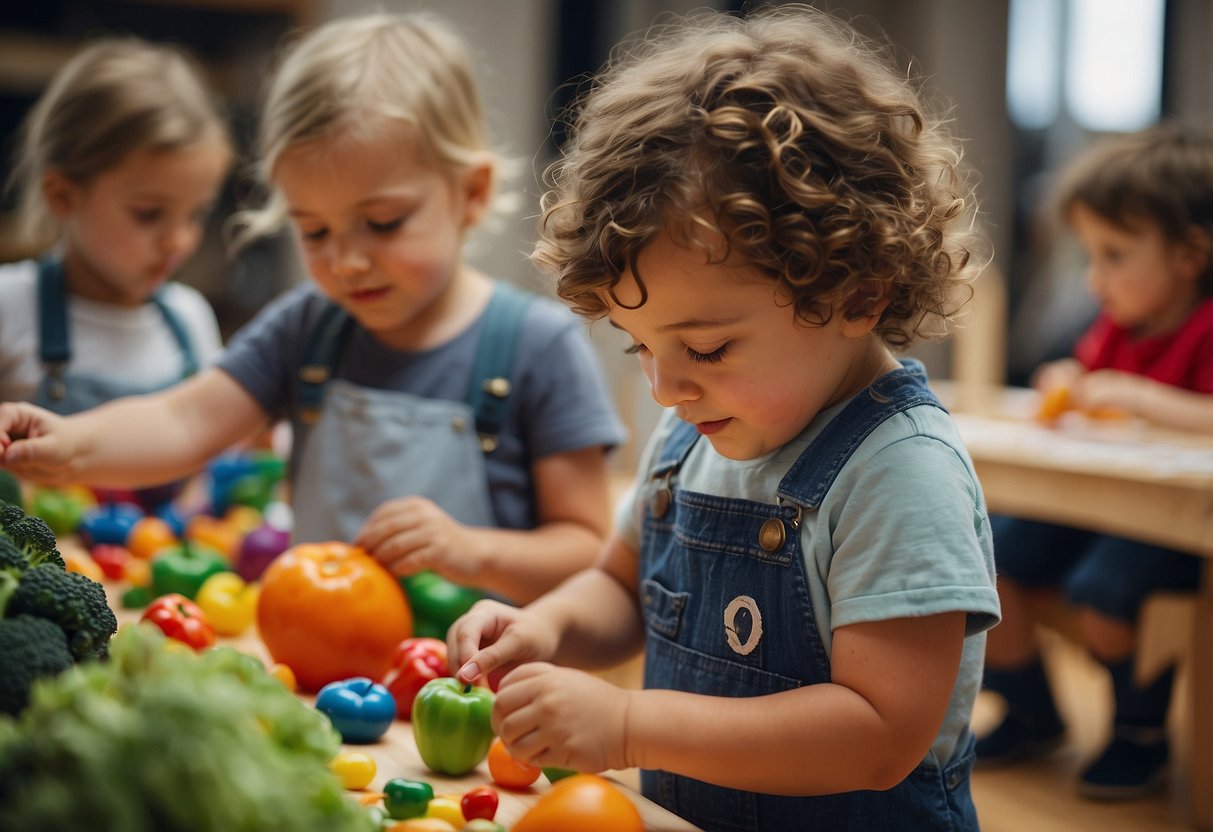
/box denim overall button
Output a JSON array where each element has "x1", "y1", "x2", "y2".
[{"x1": 758, "y1": 517, "x2": 785, "y2": 552}]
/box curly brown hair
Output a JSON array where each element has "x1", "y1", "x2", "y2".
[
  {"x1": 1055, "y1": 122, "x2": 1213, "y2": 296},
  {"x1": 534, "y1": 5, "x2": 984, "y2": 348}
]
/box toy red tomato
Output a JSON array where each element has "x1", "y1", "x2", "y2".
[
  {"x1": 256, "y1": 542, "x2": 412, "y2": 692},
  {"x1": 141, "y1": 593, "x2": 216, "y2": 650},
  {"x1": 382, "y1": 637, "x2": 449, "y2": 719},
  {"x1": 460, "y1": 785, "x2": 499, "y2": 821}
]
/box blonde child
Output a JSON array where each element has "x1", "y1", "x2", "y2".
[
  {"x1": 449, "y1": 8, "x2": 999, "y2": 831},
  {"x1": 0, "y1": 38, "x2": 229, "y2": 415},
  {"x1": 0, "y1": 14, "x2": 624, "y2": 613},
  {"x1": 979, "y1": 125, "x2": 1213, "y2": 799}
]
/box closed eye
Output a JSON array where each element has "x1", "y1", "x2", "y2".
[
  {"x1": 687, "y1": 343, "x2": 729, "y2": 364},
  {"x1": 367, "y1": 217, "x2": 405, "y2": 234}
]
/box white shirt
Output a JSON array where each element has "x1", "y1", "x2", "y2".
[{"x1": 0, "y1": 258, "x2": 223, "y2": 403}]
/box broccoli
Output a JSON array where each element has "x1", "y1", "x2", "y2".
[
  {"x1": 0, "y1": 503, "x2": 64, "y2": 570},
  {"x1": 0, "y1": 615, "x2": 74, "y2": 715},
  {"x1": 5, "y1": 565, "x2": 117, "y2": 662},
  {"x1": 0, "y1": 537, "x2": 26, "y2": 572}
]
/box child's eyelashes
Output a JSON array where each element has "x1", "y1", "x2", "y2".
[
  {"x1": 621, "y1": 342, "x2": 731, "y2": 364},
  {"x1": 367, "y1": 216, "x2": 405, "y2": 234},
  {"x1": 131, "y1": 207, "x2": 164, "y2": 225}
]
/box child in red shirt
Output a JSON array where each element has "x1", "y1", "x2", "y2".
[{"x1": 978, "y1": 124, "x2": 1213, "y2": 798}]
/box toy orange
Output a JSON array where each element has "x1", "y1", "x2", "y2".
[
  {"x1": 126, "y1": 516, "x2": 178, "y2": 560},
  {"x1": 256, "y1": 542, "x2": 412, "y2": 691},
  {"x1": 512, "y1": 774, "x2": 643, "y2": 832},
  {"x1": 1036, "y1": 386, "x2": 1072, "y2": 422}
]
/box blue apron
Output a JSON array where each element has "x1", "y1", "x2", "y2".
[
  {"x1": 33, "y1": 258, "x2": 199, "y2": 415},
  {"x1": 638, "y1": 359, "x2": 979, "y2": 832},
  {"x1": 289, "y1": 282, "x2": 532, "y2": 544}
]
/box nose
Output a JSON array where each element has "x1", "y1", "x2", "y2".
[
  {"x1": 328, "y1": 236, "x2": 370, "y2": 279},
  {"x1": 647, "y1": 355, "x2": 700, "y2": 408},
  {"x1": 161, "y1": 220, "x2": 201, "y2": 260}
]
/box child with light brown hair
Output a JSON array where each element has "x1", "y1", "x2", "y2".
[
  {"x1": 449, "y1": 6, "x2": 998, "y2": 831},
  {"x1": 0, "y1": 13, "x2": 624, "y2": 629},
  {"x1": 0, "y1": 38, "x2": 229, "y2": 415}
]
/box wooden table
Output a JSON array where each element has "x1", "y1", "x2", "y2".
[
  {"x1": 102, "y1": 582, "x2": 699, "y2": 831},
  {"x1": 936, "y1": 382, "x2": 1213, "y2": 829}
]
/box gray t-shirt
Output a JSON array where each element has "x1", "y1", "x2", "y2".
[
  {"x1": 619, "y1": 399, "x2": 1000, "y2": 766},
  {"x1": 219, "y1": 283, "x2": 626, "y2": 530}
]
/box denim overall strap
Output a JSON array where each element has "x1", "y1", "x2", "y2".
[
  {"x1": 148, "y1": 291, "x2": 200, "y2": 378},
  {"x1": 36, "y1": 258, "x2": 71, "y2": 402},
  {"x1": 463, "y1": 283, "x2": 534, "y2": 452},
  {"x1": 36, "y1": 258, "x2": 201, "y2": 409},
  {"x1": 777, "y1": 359, "x2": 945, "y2": 509},
  {"x1": 295, "y1": 303, "x2": 357, "y2": 424},
  {"x1": 638, "y1": 359, "x2": 977, "y2": 832}
]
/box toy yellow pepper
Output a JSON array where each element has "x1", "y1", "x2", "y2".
[{"x1": 194, "y1": 572, "x2": 260, "y2": 636}]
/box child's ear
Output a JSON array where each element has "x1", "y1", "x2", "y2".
[
  {"x1": 839, "y1": 278, "x2": 891, "y2": 337},
  {"x1": 40, "y1": 169, "x2": 78, "y2": 219},
  {"x1": 458, "y1": 156, "x2": 494, "y2": 228}
]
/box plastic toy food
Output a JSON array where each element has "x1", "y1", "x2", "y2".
[
  {"x1": 383, "y1": 637, "x2": 449, "y2": 719},
  {"x1": 402, "y1": 571, "x2": 483, "y2": 639},
  {"x1": 328, "y1": 750, "x2": 377, "y2": 790},
  {"x1": 140, "y1": 593, "x2": 216, "y2": 650},
  {"x1": 149, "y1": 540, "x2": 229, "y2": 600},
  {"x1": 236, "y1": 522, "x2": 291, "y2": 581},
  {"x1": 411, "y1": 678, "x2": 495, "y2": 776},
  {"x1": 256, "y1": 542, "x2": 412, "y2": 691},
  {"x1": 511, "y1": 774, "x2": 644, "y2": 832},
  {"x1": 315, "y1": 677, "x2": 397, "y2": 744},
  {"x1": 384, "y1": 777, "x2": 434, "y2": 820},
  {"x1": 78, "y1": 501, "x2": 142, "y2": 547},
  {"x1": 460, "y1": 785, "x2": 500, "y2": 821},
  {"x1": 194, "y1": 572, "x2": 259, "y2": 636},
  {"x1": 486, "y1": 737, "x2": 541, "y2": 790}
]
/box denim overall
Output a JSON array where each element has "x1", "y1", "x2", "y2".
[
  {"x1": 33, "y1": 258, "x2": 199, "y2": 415},
  {"x1": 33, "y1": 258, "x2": 199, "y2": 509},
  {"x1": 290, "y1": 282, "x2": 532, "y2": 544},
  {"x1": 639, "y1": 360, "x2": 979, "y2": 832}
]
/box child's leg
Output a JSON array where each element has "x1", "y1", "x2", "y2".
[
  {"x1": 1068, "y1": 535, "x2": 1201, "y2": 799},
  {"x1": 977, "y1": 517, "x2": 1092, "y2": 763}
]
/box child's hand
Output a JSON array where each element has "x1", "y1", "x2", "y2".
[
  {"x1": 448, "y1": 599, "x2": 559, "y2": 690},
  {"x1": 493, "y1": 662, "x2": 632, "y2": 774},
  {"x1": 356, "y1": 495, "x2": 476, "y2": 581},
  {"x1": 1071, "y1": 369, "x2": 1148, "y2": 417},
  {"x1": 0, "y1": 402, "x2": 78, "y2": 484},
  {"x1": 1030, "y1": 358, "x2": 1084, "y2": 395}
]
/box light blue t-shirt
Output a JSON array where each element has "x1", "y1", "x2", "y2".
[{"x1": 619, "y1": 398, "x2": 1000, "y2": 765}]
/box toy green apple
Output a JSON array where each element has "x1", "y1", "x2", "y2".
[{"x1": 150, "y1": 540, "x2": 230, "y2": 600}]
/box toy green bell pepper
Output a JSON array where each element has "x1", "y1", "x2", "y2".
[
  {"x1": 402, "y1": 571, "x2": 483, "y2": 639},
  {"x1": 150, "y1": 540, "x2": 230, "y2": 600},
  {"x1": 383, "y1": 777, "x2": 434, "y2": 820},
  {"x1": 411, "y1": 677, "x2": 495, "y2": 776}
]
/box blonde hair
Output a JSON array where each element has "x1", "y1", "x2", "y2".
[
  {"x1": 8, "y1": 38, "x2": 231, "y2": 245},
  {"x1": 236, "y1": 12, "x2": 496, "y2": 243},
  {"x1": 535, "y1": 5, "x2": 983, "y2": 348}
]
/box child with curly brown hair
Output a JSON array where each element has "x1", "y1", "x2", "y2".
[{"x1": 448, "y1": 6, "x2": 999, "y2": 831}]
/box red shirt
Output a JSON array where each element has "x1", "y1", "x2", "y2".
[{"x1": 1074, "y1": 297, "x2": 1213, "y2": 393}]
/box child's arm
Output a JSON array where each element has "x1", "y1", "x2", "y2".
[
  {"x1": 454, "y1": 534, "x2": 965, "y2": 793},
  {"x1": 357, "y1": 445, "x2": 614, "y2": 604},
  {"x1": 0, "y1": 369, "x2": 269, "y2": 486},
  {"x1": 487, "y1": 611, "x2": 966, "y2": 794},
  {"x1": 1073, "y1": 369, "x2": 1213, "y2": 432}
]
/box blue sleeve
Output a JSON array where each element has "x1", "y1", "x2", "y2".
[
  {"x1": 513, "y1": 299, "x2": 627, "y2": 459},
  {"x1": 215, "y1": 285, "x2": 324, "y2": 420}
]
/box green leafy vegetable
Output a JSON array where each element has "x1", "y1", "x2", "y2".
[{"x1": 0, "y1": 625, "x2": 378, "y2": 832}]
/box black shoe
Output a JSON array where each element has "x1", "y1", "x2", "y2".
[
  {"x1": 975, "y1": 711, "x2": 1065, "y2": 767},
  {"x1": 1078, "y1": 727, "x2": 1168, "y2": 800}
]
